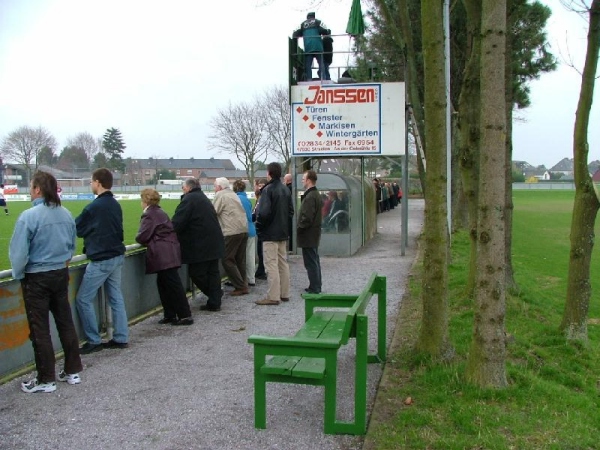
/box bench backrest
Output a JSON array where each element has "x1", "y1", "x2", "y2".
[{"x1": 340, "y1": 272, "x2": 381, "y2": 345}]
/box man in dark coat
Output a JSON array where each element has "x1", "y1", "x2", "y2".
[
  {"x1": 297, "y1": 170, "x2": 323, "y2": 294},
  {"x1": 254, "y1": 163, "x2": 294, "y2": 305},
  {"x1": 172, "y1": 178, "x2": 225, "y2": 312},
  {"x1": 75, "y1": 168, "x2": 128, "y2": 354},
  {"x1": 284, "y1": 173, "x2": 293, "y2": 252}
]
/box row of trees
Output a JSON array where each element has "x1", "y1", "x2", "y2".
[
  {"x1": 0, "y1": 127, "x2": 127, "y2": 184},
  {"x1": 349, "y1": 0, "x2": 598, "y2": 389}
]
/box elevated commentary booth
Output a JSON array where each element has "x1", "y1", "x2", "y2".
[{"x1": 288, "y1": 29, "x2": 408, "y2": 256}]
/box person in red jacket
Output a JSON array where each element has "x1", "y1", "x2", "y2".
[{"x1": 136, "y1": 189, "x2": 193, "y2": 325}]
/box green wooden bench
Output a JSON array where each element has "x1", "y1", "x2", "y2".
[{"x1": 247, "y1": 273, "x2": 387, "y2": 435}]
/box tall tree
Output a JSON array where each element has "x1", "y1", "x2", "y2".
[
  {"x1": 0, "y1": 125, "x2": 57, "y2": 185},
  {"x1": 67, "y1": 131, "x2": 101, "y2": 163},
  {"x1": 505, "y1": 0, "x2": 557, "y2": 291},
  {"x1": 57, "y1": 146, "x2": 90, "y2": 173},
  {"x1": 560, "y1": 0, "x2": 600, "y2": 341},
  {"x1": 370, "y1": 0, "x2": 428, "y2": 193},
  {"x1": 262, "y1": 86, "x2": 292, "y2": 173},
  {"x1": 92, "y1": 152, "x2": 109, "y2": 170},
  {"x1": 102, "y1": 127, "x2": 126, "y2": 172},
  {"x1": 466, "y1": 0, "x2": 508, "y2": 388},
  {"x1": 208, "y1": 100, "x2": 269, "y2": 187},
  {"x1": 416, "y1": 0, "x2": 451, "y2": 359},
  {"x1": 457, "y1": 0, "x2": 482, "y2": 295},
  {"x1": 37, "y1": 145, "x2": 58, "y2": 167}
]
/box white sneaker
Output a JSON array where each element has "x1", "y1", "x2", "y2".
[
  {"x1": 58, "y1": 370, "x2": 81, "y2": 385},
  {"x1": 21, "y1": 378, "x2": 56, "y2": 393}
]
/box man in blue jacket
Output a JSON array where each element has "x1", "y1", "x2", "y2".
[
  {"x1": 75, "y1": 168, "x2": 128, "y2": 354},
  {"x1": 10, "y1": 171, "x2": 83, "y2": 393},
  {"x1": 293, "y1": 12, "x2": 331, "y2": 81}
]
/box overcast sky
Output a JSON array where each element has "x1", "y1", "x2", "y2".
[{"x1": 0, "y1": 0, "x2": 597, "y2": 169}]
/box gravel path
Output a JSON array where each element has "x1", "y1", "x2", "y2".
[{"x1": 0, "y1": 200, "x2": 423, "y2": 450}]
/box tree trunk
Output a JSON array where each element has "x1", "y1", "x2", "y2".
[
  {"x1": 560, "y1": 0, "x2": 600, "y2": 341},
  {"x1": 416, "y1": 0, "x2": 451, "y2": 359},
  {"x1": 451, "y1": 115, "x2": 469, "y2": 233},
  {"x1": 465, "y1": 0, "x2": 508, "y2": 387},
  {"x1": 504, "y1": 0, "x2": 517, "y2": 293},
  {"x1": 383, "y1": 0, "x2": 427, "y2": 194},
  {"x1": 457, "y1": 0, "x2": 482, "y2": 296}
]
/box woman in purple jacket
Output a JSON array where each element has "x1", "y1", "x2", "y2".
[{"x1": 136, "y1": 189, "x2": 193, "y2": 326}]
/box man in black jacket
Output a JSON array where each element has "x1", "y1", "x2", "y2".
[
  {"x1": 75, "y1": 168, "x2": 128, "y2": 354},
  {"x1": 284, "y1": 173, "x2": 293, "y2": 252},
  {"x1": 172, "y1": 178, "x2": 225, "y2": 312},
  {"x1": 255, "y1": 163, "x2": 294, "y2": 305},
  {"x1": 297, "y1": 170, "x2": 323, "y2": 294}
]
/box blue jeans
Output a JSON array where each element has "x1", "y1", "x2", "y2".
[
  {"x1": 304, "y1": 53, "x2": 329, "y2": 81},
  {"x1": 76, "y1": 255, "x2": 129, "y2": 344}
]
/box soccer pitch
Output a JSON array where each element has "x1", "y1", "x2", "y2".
[{"x1": 0, "y1": 198, "x2": 182, "y2": 272}]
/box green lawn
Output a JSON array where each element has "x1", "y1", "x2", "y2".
[{"x1": 365, "y1": 189, "x2": 600, "y2": 449}]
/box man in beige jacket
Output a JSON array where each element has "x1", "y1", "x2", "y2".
[{"x1": 213, "y1": 177, "x2": 249, "y2": 295}]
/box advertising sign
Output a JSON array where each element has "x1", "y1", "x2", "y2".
[
  {"x1": 291, "y1": 82, "x2": 405, "y2": 157},
  {"x1": 2, "y1": 184, "x2": 18, "y2": 194}
]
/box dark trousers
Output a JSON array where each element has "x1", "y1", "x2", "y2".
[
  {"x1": 288, "y1": 217, "x2": 294, "y2": 252},
  {"x1": 188, "y1": 260, "x2": 223, "y2": 309},
  {"x1": 157, "y1": 267, "x2": 191, "y2": 320},
  {"x1": 21, "y1": 268, "x2": 82, "y2": 383},
  {"x1": 223, "y1": 233, "x2": 248, "y2": 290},
  {"x1": 302, "y1": 247, "x2": 322, "y2": 293},
  {"x1": 255, "y1": 239, "x2": 266, "y2": 277}
]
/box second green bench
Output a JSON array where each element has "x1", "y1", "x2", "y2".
[{"x1": 247, "y1": 272, "x2": 387, "y2": 435}]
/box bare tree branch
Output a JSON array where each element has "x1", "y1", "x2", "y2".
[
  {"x1": 67, "y1": 131, "x2": 101, "y2": 163},
  {"x1": 208, "y1": 100, "x2": 269, "y2": 186},
  {"x1": 262, "y1": 86, "x2": 292, "y2": 172}
]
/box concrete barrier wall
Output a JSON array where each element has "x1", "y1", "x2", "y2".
[{"x1": 0, "y1": 246, "x2": 189, "y2": 381}]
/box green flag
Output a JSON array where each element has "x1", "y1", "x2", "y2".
[{"x1": 346, "y1": 0, "x2": 365, "y2": 36}]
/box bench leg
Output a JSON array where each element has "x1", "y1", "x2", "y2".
[
  {"x1": 253, "y1": 349, "x2": 267, "y2": 429},
  {"x1": 354, "y1": 315, "x2": 368, "y2": 434},
  {"x1": 254, "y1": 375, "x2": 267, "y2": 429},
  {"x1": 323, "y1": 353, "x2": 338, "y2": 434}
]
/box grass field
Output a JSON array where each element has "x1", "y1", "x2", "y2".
[
  {"x1": 364, "y1": 189, "x2": 600, "y2": 449},
  {"x1": 0, "y1": 198, "x2": 182, "y2": 271}
]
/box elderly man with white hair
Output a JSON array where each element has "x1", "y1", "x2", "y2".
[{"x1": 213, "y1": 177, "x2": 249, "y2": 296}]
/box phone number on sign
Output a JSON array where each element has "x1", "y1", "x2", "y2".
[
  {"x1": 297, "y1": 139, "x2": 375, "y2": 147},
  {"x1": 297, "y1": 140, "x2": 343, "y2": 146}
]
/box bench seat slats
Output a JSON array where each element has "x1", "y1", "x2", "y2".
[
  {"x1": 261, "y1": 355, "x2": 326, "y2": 379},
  {"x1": 261, "y1": 355, "x2": 302, "y2": 376},
  {"x1": 294, "y1": 311, "x2": 337, "y2": 339},
  {"x1": 259, "y1": 311, "x2": 348, "y2": 380},
  {"x1": 292, "y1": 357, "x2": 326, "y2": 379}
]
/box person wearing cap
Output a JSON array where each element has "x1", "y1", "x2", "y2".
[{"x1": 292, "y1": 12, "x2": 331, "y2": 81}]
